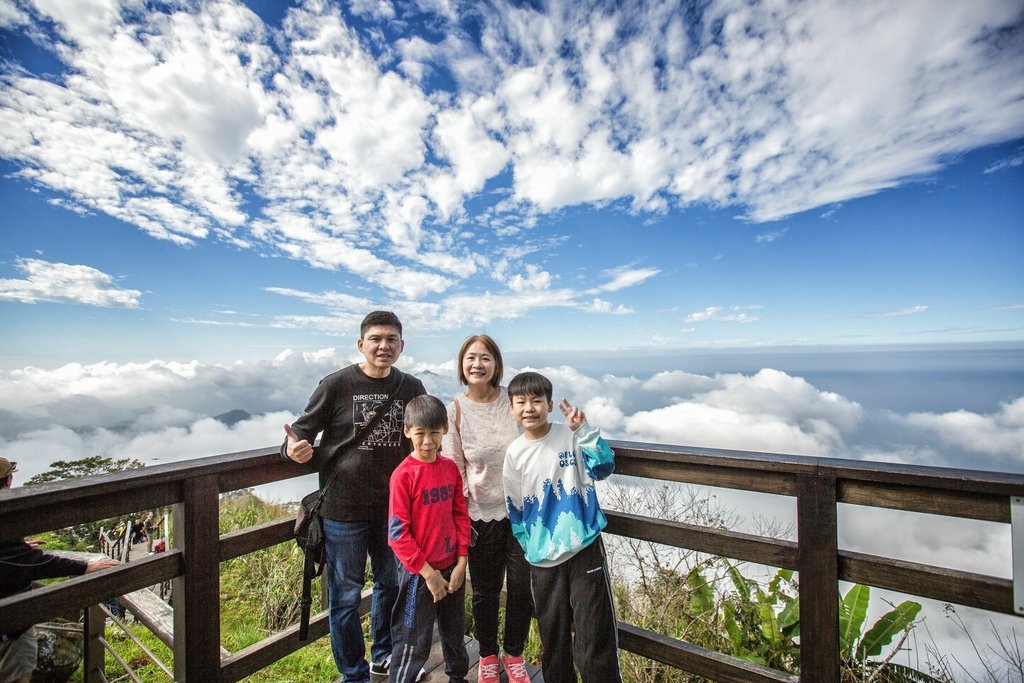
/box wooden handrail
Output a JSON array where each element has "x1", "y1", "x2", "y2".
[{"x1": 1, "y1": 441, "x2": 1021, "y2": 682}]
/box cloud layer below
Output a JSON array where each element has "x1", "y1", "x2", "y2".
[
  {"x1": 1, "y1": 348, "x2": 1019, "y2": 674},
  {"x1": 3, "y1": 348, "x2": 1019, "y2": 479}
]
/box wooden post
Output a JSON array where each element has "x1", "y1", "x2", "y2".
[
  {"x1": 172, "y1": 474, "x2": 221, "y2": 682},
  {"x1": 796, "y1": 473, "x2": 840, "y2": 681},
  {"x1": 83, "y1": 604, "x2": 106, "y2": 683},
  {"x1": 121, "y1": 519, "x2": 132, "y2": 562}
]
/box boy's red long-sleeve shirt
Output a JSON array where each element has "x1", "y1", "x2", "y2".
[{"x1": 387, "y1": 454, "x2": 471, "y2": 575}]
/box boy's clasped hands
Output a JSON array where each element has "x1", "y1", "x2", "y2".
[{"x1": 423, "y1": 559, "x2": 467, "y2": 603}]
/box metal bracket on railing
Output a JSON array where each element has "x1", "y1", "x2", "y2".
[{"x1": 1013, "y1": 496, "x2": 1024, "y2": 615}]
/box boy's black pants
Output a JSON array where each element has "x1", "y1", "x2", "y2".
[
  {"x1": 391, "y1": 562, "x2": 469, "y2": 683},
  {"x1": 529, "y1": 536, "x2": 622, "y2": 683}
]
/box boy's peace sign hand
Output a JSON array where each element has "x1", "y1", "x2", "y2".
[
  {"x1": 559, "y1": 398, "x2": 586, "y2": 431},
  {"x1": 284, "y1": 424, "x2": 313, "y2": 463}
]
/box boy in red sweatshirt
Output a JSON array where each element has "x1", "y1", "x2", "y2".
[{"x1": 388, "y1": 395, "x2": 471, "y2": 683}]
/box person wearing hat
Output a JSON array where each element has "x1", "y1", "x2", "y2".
[{"x1": 1, "y1": 457, "x2": 120, "y2": 683}]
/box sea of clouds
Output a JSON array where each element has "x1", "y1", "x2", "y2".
[
  {"x1": 1, "y1": 348, "x2": 1021, "y2": 674},
  {"x1": 3, "y1": 347, "x2": 1020, "y2": 482}
]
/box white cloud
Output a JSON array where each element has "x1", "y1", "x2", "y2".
[
  {"x1": 590, "y1": 265, "x2": 661, "y2": 293},
  {"x1": 0, "y1": 412, "x2": 319, "y2": 503},
  {"x1": 898, "y1": 397, "x2": 1024, "y2": 468},
  {"x1": 580, "y1": 298, "x2": 633, "y2": 315},
  {"x1": 454, "y1": 0, "x2": 1024, "y2": 219},
  {"x1": 254, "y1": 258, "x2": 651, "y2": 334},
  {"x1": 622, "y1": 368, "x2": 863, "y2": 456},
  {"x1": 0, "y1": 0, "x2": 29, "y2": 28},
  {"x1": 0, "y1": 258, "x2": 142, "y2": 308},
  {"x1": 984, "y1": 148, "x2": 1024, "y2": 174},
  {"x1": 756, "y1": 228, "x2": 788, "y2": 243},
  {"x1": 0, "y1": 350, "x2": 347, "y2": 438},
  {"x1": 349, "y1": 0, "x2": 396, "y2": 21},
  {"x1": 626, "y1": 401, "x2": 838, "y2": 455},
  {"x1": 860, "y1": 305, "x2": 929, "y2": 318},
  {"x1": 684, "y1": 305, "x2": 761, "y2": 324},
  {"x1": 264, "y1": 287, "x2": 372, "y2": 312},
  {"x1": 506, "y1": 264, "x2": 553, "y2": 293}
]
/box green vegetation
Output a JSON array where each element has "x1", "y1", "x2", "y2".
[
  {"x1": 25, "y1": 456, "x2": 145, "y2": 485},
  {"x1": 25, "y1": 456, "x2": 145, "y2": 551},
  {"x1": 838, "y1": 584, "x2": 932, "y2": 682},
  {"x1": 217, "y1": 490, "x2": 337, "y2": 681},
  {"x1": 606, "y1": 484, "x2": 941, "y2": 683}
]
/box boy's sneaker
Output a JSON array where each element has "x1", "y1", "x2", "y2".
[
  {"x1": 370, "y1": 656, "x2": 426, "y2": 681},
  {"x1": 477, "y1": 654, "x2": 501, "y2": 682},
  {"x1": 370, "y1": 655, "x2": 391, "y2": 677},
  {"x1": 500, "y1": 653, "x2": 531, "y2": 683}
]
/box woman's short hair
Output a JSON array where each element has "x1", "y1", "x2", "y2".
[
  {"x1": 456, "y1": 334, "x2": 504, "y2": 388},
  {"x1": 404, "y1": 395, "x2": 448, "y2": 430}
]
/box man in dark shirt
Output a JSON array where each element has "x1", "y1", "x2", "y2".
[
  {"x1": 0, "y1": 458, "x2": 120, "y2": 683},
  {"x1": 283, "y1": 311, "x2": 426, "y2": 683}
]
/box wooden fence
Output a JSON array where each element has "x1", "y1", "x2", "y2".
[{"x1": 1, "y1": 442, "x2": 1021, "y2": 682}]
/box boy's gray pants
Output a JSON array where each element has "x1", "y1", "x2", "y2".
[
  {"x1": 390, "y1": 562, "x2": 468, "y2": 683},
  {"x1": 530, "y1": 536, "x2": 623, "y2": 683}
]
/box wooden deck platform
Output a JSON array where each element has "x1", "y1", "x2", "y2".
[{"x1": 346, "y1": 630, "x2": 543, "y2": 683}]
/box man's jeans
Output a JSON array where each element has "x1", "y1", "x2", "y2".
[{"x1": 323, "y1": 518, "x2": 399, "y2": 682}]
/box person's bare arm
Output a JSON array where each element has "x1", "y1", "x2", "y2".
[{"x1": 84, "y1": 557, "x2": 120, "y2": 573}]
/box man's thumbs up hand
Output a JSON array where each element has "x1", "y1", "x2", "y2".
[{"x1": 284, "y1": 424, "x2": 313, "y2": 463}]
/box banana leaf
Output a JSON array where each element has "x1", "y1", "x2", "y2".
[
  {"x1": 839, "y1": 584, "x2": 870, "y2": 657},
  {"x1": 726, "y1": 561, "x2": 752, "y2": 602},
  {"x1": 857, "y1": 601, "x2": 921, "y2": 659},
  {"x1": 758, "y1": 593, "x2": 783, "y2": 643},
  {"x1": 723, "y1": 602, "x2": 744, "y2": 652},
  {"x1": 687, "y1": 567, "x2": 715, "y2": 617}
]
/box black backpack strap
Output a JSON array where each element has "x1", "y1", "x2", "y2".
[
  {"x1": 315, "y1": 370, "x2": 407, "y2": 502},
  {"x1": 299, "y1": 551, "x2": 316, "y2": 641}
]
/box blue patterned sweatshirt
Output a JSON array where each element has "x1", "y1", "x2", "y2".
[{"x1": 503, "y1": 421, "x2": 615, "y2": 567}]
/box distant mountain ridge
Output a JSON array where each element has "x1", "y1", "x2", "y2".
[{"x1": 213, "y1": 409, "x2": 251, "y2": 427}]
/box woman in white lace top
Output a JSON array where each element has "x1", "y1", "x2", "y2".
[{"x1": 442, "y1": 334, "x2": 533, "y2": 683}]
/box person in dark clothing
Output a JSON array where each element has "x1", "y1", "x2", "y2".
[
  {"x1": 130, "y1": 517, "x2": 146, "y2": 545},
  {"x1": 0, "y1": 458, "x2": 120, "y2": 683},
  {"x1": 283, "y1": 311, "x2": 426, "y2": 683}
]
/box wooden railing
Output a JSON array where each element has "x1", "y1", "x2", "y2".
[{"x1": 1, "y1": 442, "x2": 1021, "y2": 682}]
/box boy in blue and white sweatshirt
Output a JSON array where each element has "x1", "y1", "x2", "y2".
[{"x1": 502, "y1": 371, "x2": 622, "y2": 683}]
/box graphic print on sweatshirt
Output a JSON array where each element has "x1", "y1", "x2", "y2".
[
  {"x1": 517, "y1": 478, "x2": 605, "y2": 561},
  {"x1": 354, "y1": 393, "x2": 404, "y2": 450}
]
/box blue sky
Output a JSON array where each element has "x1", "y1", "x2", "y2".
[{"x1": 0, "y1": 0, "x2": 1021, "y2": 371}]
